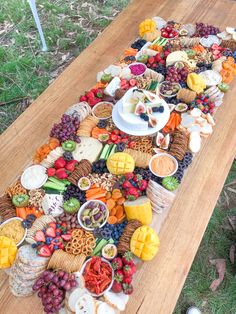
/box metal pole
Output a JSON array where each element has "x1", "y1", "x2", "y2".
[{"x1": 28, "y1": 0, "x2": 48, "y2": 51}]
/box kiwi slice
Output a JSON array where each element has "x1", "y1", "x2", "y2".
[
  {"x1": 162, "y1": 176, "x2": 179, "y2": 191},
  {"x1": 12, "y1": 194, "x2": 29, "y2": 207},
  {"x1": 62, "y1": 140, "x2": 76, "y2": 152},
  {"x1": 63, "y1": 198, "x2": 80, "y2": 214}
]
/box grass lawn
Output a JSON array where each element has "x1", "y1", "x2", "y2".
[{"x1": 1, "y1": 1, "x2": 236, "y2": 313}]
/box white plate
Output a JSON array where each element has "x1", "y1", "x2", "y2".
[
  {"x1": 21, "y1": 165, "x2": 48, "y2": 190},
  {"x1": 112, "y1": 97, "x2": 170, "y2": 136}
]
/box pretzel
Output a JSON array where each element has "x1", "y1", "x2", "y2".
[
  {"x1": 65, "y1": 228, "x2": 95, "y2": 257},
  {"x1": 6, "y1": 180, "x2": 27, "y2": 197}
]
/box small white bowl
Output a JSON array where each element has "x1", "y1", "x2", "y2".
[
  {"x1": 159, "y1": 81, "x2": 181, "y2": 98},
  {"x1": 21, "y1": 165, "x2": 48, "y2": 190},
  {"x1": 92, "y1": 101, "x2": 113, "y2": 120},
  {"x1": 149, "y1": 153, "x2": 178, "y2": 178},
  {"x1": 128, "y1": 62, "x2": 147, "y2": 76},
  {"x1": 0, "y1": 217, "x2": 27, "y2": 247},
  {"x1": 80, "y1": 257, "x2": 114, "y2": 297},
  {"x1": 77, "y1": 200, "x2": 109, "y2": 231}
]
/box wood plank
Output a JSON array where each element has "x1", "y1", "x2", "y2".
[{"x1": 1, "y1": 0, "x2": 236, "y2": 313}]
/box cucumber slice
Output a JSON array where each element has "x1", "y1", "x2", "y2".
[
  {"x1": 108, "y1": 144, "x2": 117, "y2": 158},
  {"x1": 99, "y1": 144, "x2": 110, "y2": 160},
  {"x1": 104, "y1": 144, "x2": 114, "y2": 160},
  {"x1": 48, "y1": 177, "x2": 67, "y2": 188},
  {"x1": 92, "y1": 239, "x2": 108, "y2": 256},
  {"x1": 43, "y1": 181, "x2": 66, "y2": 191}
]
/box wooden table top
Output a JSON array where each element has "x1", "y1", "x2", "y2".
[{"x1": 1, "y1": 0, "x2": 236, "y2": 313}]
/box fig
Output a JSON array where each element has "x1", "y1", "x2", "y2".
[
  {"x1": 148, "y1": 115, "x2": 157, "y2": 127},
  {"x1": 134, "y1": 102, "x2": 146, "y2": 115}
]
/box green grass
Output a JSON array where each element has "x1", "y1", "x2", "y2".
[
  {"x1": 0, "y1": 0, "x2": 129, "y2": 133},
  {"x1": 174, "y1": 161, "x2": 236, "y2": 314}
]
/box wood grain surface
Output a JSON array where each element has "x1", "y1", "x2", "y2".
[{"x1": 1, "y1": 0, "x2": 236, "y2": 313}]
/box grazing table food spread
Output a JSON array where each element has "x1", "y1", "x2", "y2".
[{"x1": 1, "y1": 9, "x2": 236, "y2": 314}]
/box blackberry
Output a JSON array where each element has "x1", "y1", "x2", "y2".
[
  {"x1": 164, "y1": 97, "x2": 180, "y2": 105},
  {"x1": 97, "y1": 120, "x2": 107, "y2": 129},
  {"x1": 131, "y1": 39, "x2": 147, "y2": 51},
  {"x1": 134, "y1": 167, "x2": 153, "y2": 181},
  {"x1": 222, "y1": 49, "x2": 233, "y2": 57},
  {"x1": 140, "y1": 113, "x2": 149, "y2": 121},
  {"x1": 92, "y1": 159, "x2": 108, "y2": 173},
  {"x1": 152, "y1": 107, "x2": 159, "y2": 113},
  {"x1": 116, "y1": 142, "x2": 126, "y2": 152},
  {"x1": 153, "y1": 64, "x2": 167, "y2": 75},
  {"x1": 63, "y1": 185, "x2": 86, "y2": 204},
  {"x1": 158, "y1": 105, "x2": 164, "y2": 113},
  {"x1": 173, "y1": 168, "x2": 184, "y2": 183},
  {"x1": 124, "y1": 56, "x2": 136, "y2": 62},
  {"x1": 63, "y1": 151, "x2": 73, "y2": 161},
  {"x1": 180, "y1": 81, "x2": 187, "y2": 88}
]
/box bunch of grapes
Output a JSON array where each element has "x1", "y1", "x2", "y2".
[
  {"x1": 50, "y1": 114, "x2": 80, "y2": 143},
  {"x1": 63, "y1": 185, "x2": 86, "y2": 204},
  {"x1": 33, "y1": 270, "x2": 77, "y2": 314},
  {"x1": 57, "y1": 212, "x2": 80, "y2": 229},
  {"x1": 165, "y1": 66, "x2": 188, "y2": 83},
  {"x1": 195, "y1": 23, "x2": 220, "y2": 37}
]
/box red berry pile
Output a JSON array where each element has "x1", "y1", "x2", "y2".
[
  {"x1": 161, "y1": 25, "x2": 178, "y2": 39},
  {"x1": 79, "y1": 88, "x2": 104, "y2": 107},
  {"x1": 111, "y1": 252, "x2": 136, "y2": 295},
  {"x1": 189, "y1": 94, "x2": 215, "y2": 114},
  {"x1": 120, "y1": 78, "x2": 137, "y2": 90},
  {"x1": 119, "y1": 173, "x2": 148, "y2": 201},
  {"x1": 47, "y1": 157, "x2": 78, "y2": 179},
  {"x1": 33, "y1": 221, "x2": 72, "y2": 257}
]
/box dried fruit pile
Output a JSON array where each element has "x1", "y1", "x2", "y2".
[{"x1": 1, "y1": 16, "x2": 236, "y2": 314}]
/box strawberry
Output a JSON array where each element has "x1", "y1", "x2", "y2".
[
  {"x1": 148, "y1": 56, "x2": 155, "y2": 64},
  {"x1": 115, "y1": 270, "x2": 124, "y2": 283},
  {"x1": 111, "y1": 281, "x2": 122, "y2": 293},
  {"x1": 110, "y1": 134, "x2": 118, "y2": 142},
  {"x1": 138, "y1": 179, "x2": 148, "y2": 191},
  {"x1": 122, "y1": 180, "x2": 132, "y2": 189},
  {"x1": 34, "y1": 230, "x2": 46, "y2": 242},
  {"x1": 61, "y1": 234, "x2": 72, "y2": 241},
  {"x1": 128, "y1": 141, "x2": 136, "y2": 148},
  {"x1": 112, "y1": 129, "x2": 120, "y2": 135},
  {"x1": 65, "y1": 160, "x2": 77, "y2": 172},
  {"x1": 38, "y1": 245, "x2": 52, "y2": 257},
  {"x1": 123, "y1": 265, "x2": 133, "y2": 277},
  {"x1": 55, "y1": 168, "x2": 68, "y2": 179},
  {"x1": 47, "y1": 168, "x2": 56, "y2": 177},
  {"x1": 111, "y1": 257, "x2": 123, "y2": 270},
  {"x1": 122, "y1": 251, "x2": 134, "y2": 266},
  {"x1": 133, "y1": 174, "x2": 142, "y2": 183},
  {"x1": 48, "y1": 222, "x2": 57, "y2": 229},
  {"x1": 130, "y1": 263, "x2": 137, "y2": 275},
  {"x1": 86, "y1": 91, "x2": 95, "y2": 99},
  {"x1": 45, "y1": 227, "x2": 56, "y2": 238},
  {"x1": 123, "y1": 276, "x2": 132, "y2": 284},
  {"x1": 122, "y1": 283, "x2": 133, "y2": 295},
  {"x1": 126, "y1": 187, "x2": 139, "y2": 200},
  {"x1": 54, "y1": 157, "x2": 66, "y2": 169},
  {"x1": 129, "y1": 78, "x2": 137, "y2": 87},
  {"x1": 80, "y1": 95, "x2": 87, "y2": 102},
  {"x1": 124, "y1": 173, "x2": 134, "y2": 180},
  {"x1": 88, "y1": 98, "x2": 100, "y2": 106}
]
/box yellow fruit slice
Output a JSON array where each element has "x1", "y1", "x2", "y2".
[{"x1": 0, "y1": 236, "x2": 17, "y2": 269}]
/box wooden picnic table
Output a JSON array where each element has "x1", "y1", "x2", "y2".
[{"x1": 1, "y1": 0, "x2": 236, "y2": 313}]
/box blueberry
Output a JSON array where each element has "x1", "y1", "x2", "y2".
[
  {"x1": 32, "y1": 243, "x2": 37, "y2": 248},
  {"x1": 54, "y1": 245, "x2": 59, "y2": 250},
  {"x1": 54, "y1": 239, "x2": 59, "y2": 243},
  {"x1": 56, "y1": 224, "x2": 60, "y2": 228},
  {"x1": 159, "y1": 106, "x2": 164, "y2": 113},
  {"x1": 152, "y1": 107, "x2": 159, "y2": 113}
]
